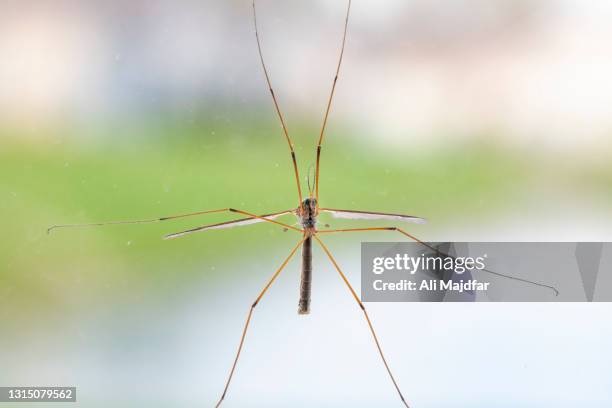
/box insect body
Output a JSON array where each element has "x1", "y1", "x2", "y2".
[
  {"x1": 298, "y1": 197, "x2": 317, "y2": 315},
  {"x1": 299, "y1": 197, "x2": 318, "y2": 231}
]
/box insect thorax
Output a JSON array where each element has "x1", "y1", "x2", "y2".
[{"x1": 300, "y1": 198, "x2": 318, "y2": 229}]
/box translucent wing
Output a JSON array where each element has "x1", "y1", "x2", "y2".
[
  {"x1": 321, "y1": 208, "x2": 426, "y2": 224},
  {"x1": 165, "y1": 210, "x2": 295, "y2": 240}
]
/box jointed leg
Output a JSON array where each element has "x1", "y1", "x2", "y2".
[
  {"x1": 312, "y1": 235, "x2": 410, "y2": 408},
  {"x1": 252, "y1": 0, "x2": 303, "y2": 205},
  {"x1": 165, "y1": 208, "x2": 301, "y2": 239},
  {"x1": 229, "y1": 209, "x2": 300, "y2": 231},
  {"x1": 47, "y1": 208, "x2": 233, "y2": 234},
  {"x1": 215, "y1": 237, "x2": 307, "y2": 407},
  {"x1": 47, "y1": 207, "x2": 299, "y2": 237},
  {"x1": 315, "y1": 0, "x2": 352, "y2": 207},
  {"x1": 318, "y1": 227, "x2": 559, "y2": 295}
]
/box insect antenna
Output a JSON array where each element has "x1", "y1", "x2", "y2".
[{"x1": 306, "y1": 162, "x2": 316, "y2": 198}]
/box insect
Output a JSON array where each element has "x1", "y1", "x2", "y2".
[{"x1": 49, "y1": 1, "x2": 559, "y2": 406}]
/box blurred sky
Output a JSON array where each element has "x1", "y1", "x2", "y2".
[{"x1": 2, "y1": 0, "x2": 612, "y2": 151}]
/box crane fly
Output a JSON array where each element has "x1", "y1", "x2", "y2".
[{"x1": 48, "y1": 1, "x2": 559, "y2": 406}]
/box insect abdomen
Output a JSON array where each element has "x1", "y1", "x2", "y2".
[{"x1": 298, "y1": 236, "x2": 312, "y2": 315}]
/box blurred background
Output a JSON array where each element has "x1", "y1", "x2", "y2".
[{"x1": 1, "y1": 0, "x2": 611, "y2": 406}]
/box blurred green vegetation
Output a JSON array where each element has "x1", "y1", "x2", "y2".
[{"x1": 1, "y1": 117, "x2": 611, "y2": 328}]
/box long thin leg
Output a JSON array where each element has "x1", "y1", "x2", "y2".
[
  {"x1": 229, "y1": 208, "x2": 301, "y2": 232},
  {"x1": 315, "y1": 0, "x2": 352, "y2": 207},
  {"x1": 312, "y1": 235, "x2": 410, "y2": 408},
  {"x1": 49, "y1": 208, "x2": 300, "y2": 236},
  {"x1": 165, "y1": 209, "x2": 302, "y2": 239},
  {"x1": 252, "y1": 0, "x2": 303, "y2": 205},
  {"x1": 215, "y1": 236, "x2": 307, "y2": 407},
  {"x1": 164, "y1": 210, "x2": 301, "y2": 239},
  {"x1": 47, "y1": 208, "x2": 234, "y2": 234},
  {"x1": 318, "y1": 227, "x2": 559, "y2": 296}
]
